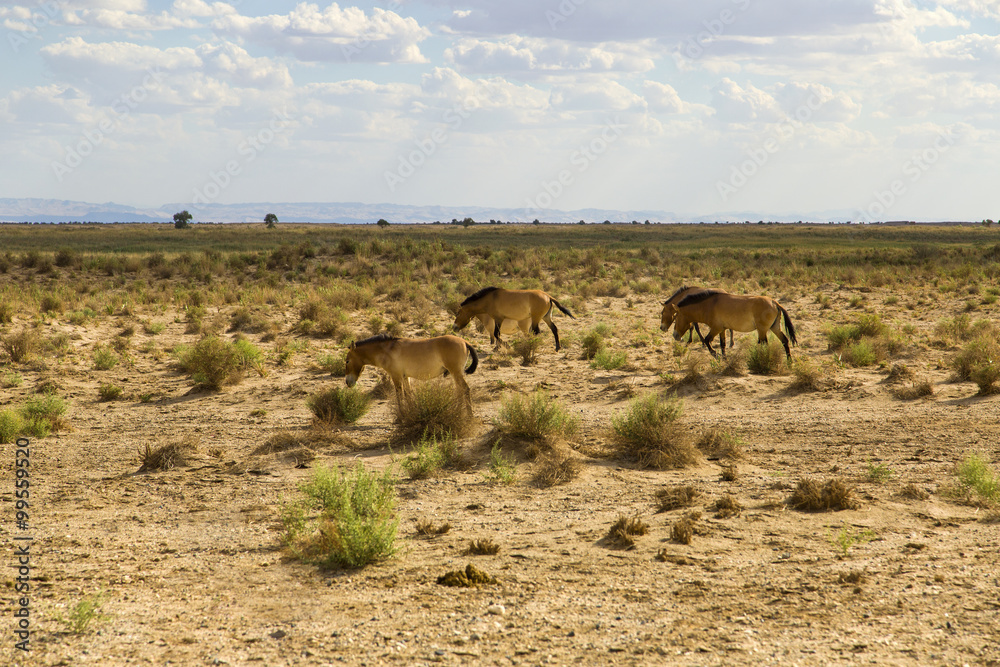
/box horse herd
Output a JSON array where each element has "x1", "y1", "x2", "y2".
[{"x1": 344, "y1": 285, "x2": 798, "y2": 414}]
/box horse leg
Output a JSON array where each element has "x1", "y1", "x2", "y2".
[
  {"x1": 454, "y1": 374, "x2": 473, "y2": 416},
  {"x1": 771, "y1": 321, "x2": 792, "y2": 359},
  {"x1": 701, "y1": 329, "x2": 719, "y2": 358},
  {"x1": 543, "y1": 313, "x2": 560, "y2": 350},
  {"x1": 717, "y1": 331, "x2": 727, "y2": 357},
  {"x1": 493, "y1": 321, "x2": 504, "y2": 350}
]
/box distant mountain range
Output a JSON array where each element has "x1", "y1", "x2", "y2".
[{"x1": 0, "y1": 197, "x2": 922, "y2": 224}]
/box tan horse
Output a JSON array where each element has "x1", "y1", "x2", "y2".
[
  {"x1": 660, "y1": 285, "x2": 733, "y2": 348},
  {"x1": 668, "y1": 291, "x2": 797, "y2": 359},
  {"x1": 476, "y1": 314, "x2": 531, "y2": 346},
  {"x1": 454, "y1": 287, "x2": 574, "y2": 350},
  {"x1": 345, "y1": 334, "x2": 478, "y2": 413}
]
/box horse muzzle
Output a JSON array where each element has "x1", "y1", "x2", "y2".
[{"x1": 345, "y1": 374, "x2": 357, "y2": 387}]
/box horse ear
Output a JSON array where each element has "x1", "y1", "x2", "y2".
[{"x1": 349, "y1": 341, "x2": 356, "y2": 350}]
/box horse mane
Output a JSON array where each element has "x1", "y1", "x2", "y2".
[
  {"x1": 353, "y1": 333, "x2": 399, "y2": 348},
  {"x1": 676, "y1": 290, "x2": 720, "y2": 308},
  {"x1": 460, "y1": 286, "x2": 499, "y2": 307},
  {"x1": 664, "y1": 285, "x2": 694, "y2": 304}
]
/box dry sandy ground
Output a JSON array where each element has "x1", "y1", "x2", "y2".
[{"x1": 3, "y1": 286, "x2": 1000, "y2": 666}]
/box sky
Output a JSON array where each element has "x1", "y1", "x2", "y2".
[{"x1": 1, "y1": 0, "x2": 999, "y2": 221}]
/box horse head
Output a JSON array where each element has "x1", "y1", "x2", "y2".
[
  {"x1": 660, "y1": 301, "x2": 677, "y2": 332},
  {"x1": 344, "y1": 347, "x2": 362, "y2": 387},
  {"x1": 669, "y1": 304, "x2": 692, "y2": 340}
]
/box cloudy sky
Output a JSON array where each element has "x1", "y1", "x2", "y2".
[{"x1": 2, "y1": 0, "x2": 998, "y2": 220}]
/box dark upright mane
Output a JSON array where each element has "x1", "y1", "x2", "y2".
[
  {"x1": 353, "y1": 333, "x2": 399, "y2": 348},
  {"x1": 676, "y1": 290, "x2": 720, "y2": 308},
  {"x1": 460, "y1": 286, "x2": 499, "y2": 307},
  {"x1": 664, "y1": 285, "x2": 694, "y2": 304}
]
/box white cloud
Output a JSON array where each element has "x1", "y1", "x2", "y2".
[
  {"x1": 710, "y1": 78, "x2": 784, "y2": 123},
  {"x1": 445, "y1": 36, "x2": 655, "y2": 76},
  {"x1": 211, "y1": 2, "x2": 430, "y2": 63}
]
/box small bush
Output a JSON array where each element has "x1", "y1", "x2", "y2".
[
  {"x1": 788, "y1": 478, "x2": 860, "y2": 512},
  {"x1": 138, "y1": 436, "x2": 199, "y2": 472},
  {"x1": 0, "y1": 410, "x2": 26, "y2": 444},
  {"x1": 654, "y1": 485, "x2": 702, "y2": 512},
  {"x1": 951, "y1": 336, "x2": 1000, "y2": 394},
  {"x1": 696, "y1": 428, "x2": 745, "y2": 460},
  {"x1": 396, "y1": 380, "x2": 470, "y2": 441},
  {"x1": 283, "y1": 463, "x2": 398, "y2": 569},
  {"x1": 713, "y1": 495, "x2": 743, "y2": 518},
  {"x1": 317, "y1": 353, "x2": 346, "y2": 376},
  {"x1": 494, "y1": 391, "x2": 577, "y2": 444},
  {"x1": 98, "y1": 383, "x2": 124, "y2": 401},
  {"x1": 590, "y1": 348, "x2": 627, "y2": 371},
  {"x1": 464, "y1": 538, "x2": 500, "y2": 555},
  {"x1": 20, "y1": 394, "x2": 69, "y2": 435},
  {"x1": 671, "y1": 511, "x2": 701, "y2": 545},
  {"x1": 56, "y1": 592, "x2": 107, "y2": 635},
  {"x1": 175, "y1": 337, "x2": 238, "y2": 389},
  {"x1": 580, "y1": 328, "x2": 607, "y2": 360},
  {"x1": 483, "y1": 441, "x2": 517, "y2": 485},
  {"x1": 611, "y1": 393, "x2": 698, "y2": 469},
  {"x1": 788, "y1": 357, "x2": 826, "y2": 392},
  {"x1": 307, "y1": 386, "x2": 370, "y2": 425},
  {"x1": 93, "y1": 346, "x2": 120, "y2": 371},
  {"x1": 401, "y1": 431, "x2": 459, "y2": 479},
  {"x1": 532, "y1": 450, "x2": 582, "y2": 487},
  {"x1": 605, "y1": 515, "x2": 649, "y2": 549},
  {"x1": 2, "y1": 329, "x2": 39, "y2": 363},
  {"x1": 954, "y1": 453, "x2": 1000, "y2": 506},
  {"x1": 746, "y1": 340, "x2": 787, "y2": 374},
  {"x1": 512, "y1": 335, "x2": 543, "y2": 366}
]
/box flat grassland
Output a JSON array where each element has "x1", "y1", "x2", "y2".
[{"x1": 2, "y1": 222, "x2": 999, "y2": 666}]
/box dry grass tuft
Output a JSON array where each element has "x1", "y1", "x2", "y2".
[
  {"x1": 395, "y1": 380, "x2": 471, "y2": 442},
  {"x1": 654, "y1": 485, "x2": 702, "y2": 513},
  {"x1": 415, "y1": 519, "x2": 451, "y2": 537},
  {"x1": 892, "y1": 381, "x2": 934, "y2": 400},
  {"x1": 137, "y1": 436, "x2": 200, "y2": 473},
  {"x1": 713, "y1": 494, "x2": 744, "y2": 518},
  {"x1": 696, "y1": 428, "x2": 745, "y2": 461},
  {"x1": 895, "y1": 483, "x2": 931, "y2": 501},
  {"x1": 464, "y1": 538, "x2": 500, "y2": 555},
  {"x1": 788, "y1": 478, "x2": 860, "y2": 512},
  {"x1": 532, "y1": 450, "x2": 582, "y2": 488},
  {"x1": 671, "y1": 511, "x2": 701, "y2": 544},
  {"x1": 611, "y1": 393, "x2": 699, "y2": 469},
  {"x1": 605, "y1": 514, "x2": 649, "y2": 549},
  {"x1": 437, "y1": 563, "x2": 498, "y2": 587}
]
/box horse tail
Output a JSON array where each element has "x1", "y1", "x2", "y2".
[
  {"x1": 465, "y1": 342, "x2": 479, "y2": 375},
  {"x1": 550, "y1": 297, "x2": 575, "y2": 319},
  {"x1": 778, "y1": 304, "x2": 797, "y2": 346}
]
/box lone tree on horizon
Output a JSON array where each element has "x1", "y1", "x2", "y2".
[
  {"x1": 265, "y1": 213, "x2": 278, "y2": 229},
  {"x1": 376, "y1": 218, "x2": 389, "y2": 227},
  {"x1": 173, "y1": 210, "x2": 192, "y2": 229}
]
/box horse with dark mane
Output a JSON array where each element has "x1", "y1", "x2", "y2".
[
  {"x1": 666, "y1": 291, "x2": 797, "y2": 359},
  {"x1": 660, "y1": 285, "x2": 733, "y2": 348},
  {"x1": 453, "y1": 287, "x2": 574, "y2": 351},
  {"x1": 345, "y1": 334, "x2": 478, "y2": 414}
]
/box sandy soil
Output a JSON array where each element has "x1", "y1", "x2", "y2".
[{"x1": 4, "y1": 286, "x2": 1000, "y2": 666}]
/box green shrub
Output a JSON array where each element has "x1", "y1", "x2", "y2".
[
  {"x1": 401, "y1": 431, "x2": 459, "y2": 480},
  {"x1": 20, "y1": 394, "x2": 68, "y2": 436},
  {"x1": 494, "y1": 391, "x2": 577, "y2": 443},
  {"x1": 0, "y1": 410, "x2": 26, "y2": 444},
  {"x1": 316, "y1": 353, "x2": 346, "y2": 376},
  {"x1": 611, "y1": 393, "x2": 698, "y2": 469},
  {"x1": 483, "y1": 441, "x2": 517, "y2": 485},
  {"x1": 176, "y1": 335, "x2": 260, "y2": 390},
  {"x1": 2, "y1": 330, "x2": 39, "y2": 363},
  {"x1": 283, "y1": 463, "x2": 398, "y2": 569},
  {"x1": 746, "y1": 340, "x2": 787, "y2": 374},
  {"x1": 954, "y1": 453, "x2": 1000, "y2": 506},
  {"x1": 952, "y1": 336, "x2": 1000, "y2": 394},
  {"x1": 93, "y1": 346, "x2": 120, "y2": 371},
  {"x1": 590, "y1": 348, "x2": 627, "y2": 371},
  {"x1": 512, "y1": 335, "x2": 543, "y2": 366},
  {"x1": 580, "y1": 328, "x2": 607, "y2": 360},
  {"x1": 98, "y1": 383, "x2": 124, "y2": 401},
  {"x1": 307, "y1": 386, "x2": 370, "y2": 425}
]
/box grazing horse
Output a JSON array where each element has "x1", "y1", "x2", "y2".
[
  {"x1": 668, "y1": 291, "x2": 797, "y2": 359},
  {"x1": 660, "y1": 285, "x2": 733, "y2": 348},
  {"x1": 345, "y1": 334, "x2": 478, "y2": 413},
  {"x1": 475, "y1": 314, "x2": 532, "y2": 347},
  {"x1": 453, "y1": 287, "x2": 574, "y2": 351}
]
